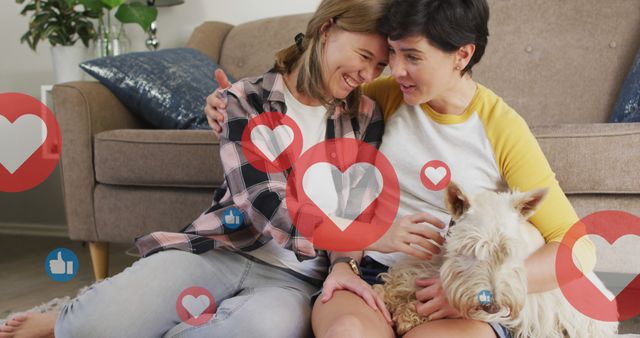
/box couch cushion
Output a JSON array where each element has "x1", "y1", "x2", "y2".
[
  {"x1": 219, "y1": 14, "x2": 312, "y2": 80},
  {"x1": 81, "y1": 48, "x2": 234, "y2": 129},
  {"x1": 95, "y1": 124, "x2": 640, "y2": 192},
  {"x1": 94, "y1": 130, "x2": 224, "y2": 188},
  {"x1": 94, "y1": 184, "x2": 214, "y2": 243},
  {"x1": 532, "y1": 123, "x2": 640, "y2": 194},
  {"x1": 474, "y1": 0, "x2": 640, "y2": 125}
]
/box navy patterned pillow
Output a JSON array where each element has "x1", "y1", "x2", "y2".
[
  {"x1": 80, "y1": 48, "x2": 235, "y2": 129},
  {"x1": 610, "y1": 47, "x2": 640, "y2": 123}
]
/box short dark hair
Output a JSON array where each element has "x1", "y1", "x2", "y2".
[{"x1": 380, "y1": 0, "x2": 490, "y2": 75}]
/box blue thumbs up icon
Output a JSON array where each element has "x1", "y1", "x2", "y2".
[
  {"x1": 45, "y1": 248, "x2": 78, "y2": 282},
  {"x1": 223, "y1": 208, "x2": 244, "y2": 230}
]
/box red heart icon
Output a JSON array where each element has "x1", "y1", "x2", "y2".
[
  {"x1": 240, "y1": 112, "x2": 303, "y2": 173},
  {"x1": 176, "y1": 286, "x2": 217, "y2": 327},
  {"x1": 286, "y1": 139, "x2": 400, "y2": 251},
  {"x1": 556, "y1": 210, "x2": 640, "y2": 321},
  {"x1": 0, "y1": 93, "x2": 61, "y2": 192},
  {"x1": 420, "y1": 160, "x2": 451, "y2": 191}
]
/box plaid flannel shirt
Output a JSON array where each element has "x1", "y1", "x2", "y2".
[{"x1": 135, "y1": 70, "x2": 385, "y2": 261}]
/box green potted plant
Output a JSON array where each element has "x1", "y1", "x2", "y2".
[
  {"x1": 78, "y1": 0, "x2": 158, "y2": 56},
  {"x1": 16, "y1": 0, "x2": 100, "y2": 83},
  {"x1": 16, "y1": 0, "x2": 99, "y2": 51},
  {"x1": 16, "y1": 0, "x2": 158, "y2": 82}
]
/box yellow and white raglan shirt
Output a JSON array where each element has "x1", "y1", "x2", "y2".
[{"x1": 362, "y1": 77, "x2": 594, "y2": 269}]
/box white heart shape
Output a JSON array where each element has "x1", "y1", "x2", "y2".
[
  {"x1": 181, "y1": 294, "x2": 211, "y2": 319},
  {"x1": 302, "y1": 162, "x2": 383, "y2": 231},
  {"x1": 0, "y1": 115, "x2": 47, "y2": 174},
  {"x1": 584, "y1": 271, "x2": 617, "y2": 301},
  {"x1": 425, "y1": 166, "x2": 447, "y2": 185},
  {"x1": 575, "y1": 235, "x2": 640, "y2": 301},
  {"x1": 250, "y1": 125, "x2": 294, "y2": 162}
]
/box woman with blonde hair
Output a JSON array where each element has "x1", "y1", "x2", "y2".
[{"x1": 0, "y1": 1, "x2": 399, "y2": 338}]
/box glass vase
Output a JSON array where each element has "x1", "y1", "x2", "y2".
[{"x1": 95, "y1": 15, "x2": 131, "y2": 57}]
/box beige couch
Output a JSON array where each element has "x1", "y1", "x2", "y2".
[{"x1": 53, "y1": 0, "x2": 640, "y2": 284}]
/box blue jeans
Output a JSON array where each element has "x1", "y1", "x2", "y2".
[{"x1": 55, "y1": 249, "x2": 319, "y2": 338}]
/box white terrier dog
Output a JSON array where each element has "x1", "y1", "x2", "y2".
[{"x1": 374, "y1": 183, "x2": 618, "y2": 337}]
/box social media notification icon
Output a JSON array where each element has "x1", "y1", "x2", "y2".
[
  {"x1": 0, "y1": 93, "x2": 62, "y2": 192},
  {"x1": 241, "y1": 112, "x2": 303, "y2": 173},
  {"x1": 176, "y1": 286, "x2": 217, "y2": 327},
  {"x1": 286, "y1": 139, "x2": 400, "y2": 251},
  {"x1": 420, "y1": 160, "x2": 451, "y2": 191},
  {"x1": 556, "y1": 211, "x2": 640, "y2": 321},
  {"x1": 223, "y1": 208, "x2": 244, "y2": 230},
  {"x1": 477, "y1": 290, "x2": 493, "y2": 306},
  {"x1": 45, "y1": 248, "x2": 78, "y2": 282}
]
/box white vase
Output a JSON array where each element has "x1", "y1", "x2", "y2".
[{"x1": 50, "y1": 45, "x2": 90, "y2": 84}]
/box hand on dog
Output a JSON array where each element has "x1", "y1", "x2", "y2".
[
  {"x1": 205, "y1": 69, "x2": 231, "y2": 133},
  {"x1": 320, "y1": 263, "x2": 393, "y2": 324},
  {"x1": 414, "y1": 278, "x2": 462, "y2": 320},
  {"x1": 368, "y1": 213, "x2": 445, "y2": 260}
]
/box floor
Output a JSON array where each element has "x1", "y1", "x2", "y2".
[
  {"x1": 0, "y1": 234, "x2": 137, "y2": 319},
  {"x1": 0, "y1": 234, "x2": 639, "y2": 335}
]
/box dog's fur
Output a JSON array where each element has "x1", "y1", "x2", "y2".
[{"x1": 374, "y1": 183, "x2": 618, "y2": 337}]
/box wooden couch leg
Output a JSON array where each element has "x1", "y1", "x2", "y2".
[{"x1": 89, "y1": 242, "x2": 109, "y2": 281}]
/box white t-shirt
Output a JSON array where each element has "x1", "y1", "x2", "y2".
[
  {"x1": 362, "y1": 78, "x2": 592, "y2": 269},
  {"x1": 246, "y1": 84, "x2": 329, "y2": 280},
  {"x1": 365, "y1": 102, "x2": 502, "y2": 266}
]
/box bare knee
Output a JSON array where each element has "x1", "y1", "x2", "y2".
[
  {"x1": 321, "y1": 315, "x2": 368, "y2": 338},
  {"x1": 312, "y1": 290, "x2": 394, "y2": 338},
  {"x1": 403, "y1": 319, "x2": 496, "y2": 338}
]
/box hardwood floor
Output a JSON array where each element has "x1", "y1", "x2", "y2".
[{"x1": 0, "y1": 234, "x2": 137, "y2": 318}]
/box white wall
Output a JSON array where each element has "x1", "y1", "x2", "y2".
[
  {"x1": 0, "y1": 0, "x2": 321, "y2": 227},
  {"x1": 1, "y1": 0, "x2": 322, "y2": 97}
]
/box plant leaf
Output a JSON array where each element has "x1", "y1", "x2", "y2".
[
  {"x1": 78, "y1": 0, "x2": 104, "y2": 13},
  {"x1": 17, "y1": 0, "x2": 100, "y2": 51},
  {"x1": 100, "y1": 0, "x2": 125, "y2": 10},
  {"x1": 31, "y1": 12, "x2": 51, "y2": 26},
  {"x1": 20, "y1": 3, "x2": 37, "y2": 15},
  {"x1": 41, "y1": 25, "x2": 57, "y2": 39},
  {"x1": 115, "y1": 2, "x2": 157, "y2": 32}
]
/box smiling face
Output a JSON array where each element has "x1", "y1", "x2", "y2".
[
  {"x1": 388, "y1": 36, "x2": 467, "y2": 106},
  {"x1": 322, "y1": 29, "x2": 389, "y2": 100}
]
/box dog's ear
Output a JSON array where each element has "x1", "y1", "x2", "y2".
[
  {"x1": 445, "y1": 182, "x2": 470, "y2": 220},
  {"x1": 512, "y1": 188, "x2": 549, "y2": 218}
]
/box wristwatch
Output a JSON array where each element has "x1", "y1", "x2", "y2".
[{"x1": 329, "y1": 257, "x2": 361, "y2": 276}]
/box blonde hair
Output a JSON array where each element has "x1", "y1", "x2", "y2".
[{"x1": 274, "y1": 0, "x2": 389, "y2": 115}]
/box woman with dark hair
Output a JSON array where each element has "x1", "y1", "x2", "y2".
[
  {"x1": 312, "y1": 0, "x2": 594, "y2": 337},
  {"x1": 201, "y1": 0, "x2": 595, "y2": 337}
]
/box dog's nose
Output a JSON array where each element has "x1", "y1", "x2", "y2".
[{"x1": 482, "y1": 302, "x2": 500, "y2": 314}]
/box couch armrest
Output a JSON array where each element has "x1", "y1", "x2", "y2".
[
  {"x1": 532, "y1": 123, "x2": 640, "y2": 194},
  {"x1": 52, "y1": 81, "x2": 148, "y2": 241},
  {"x1": 186, "y1": 21, "x2": 234, "y2": 64}
]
